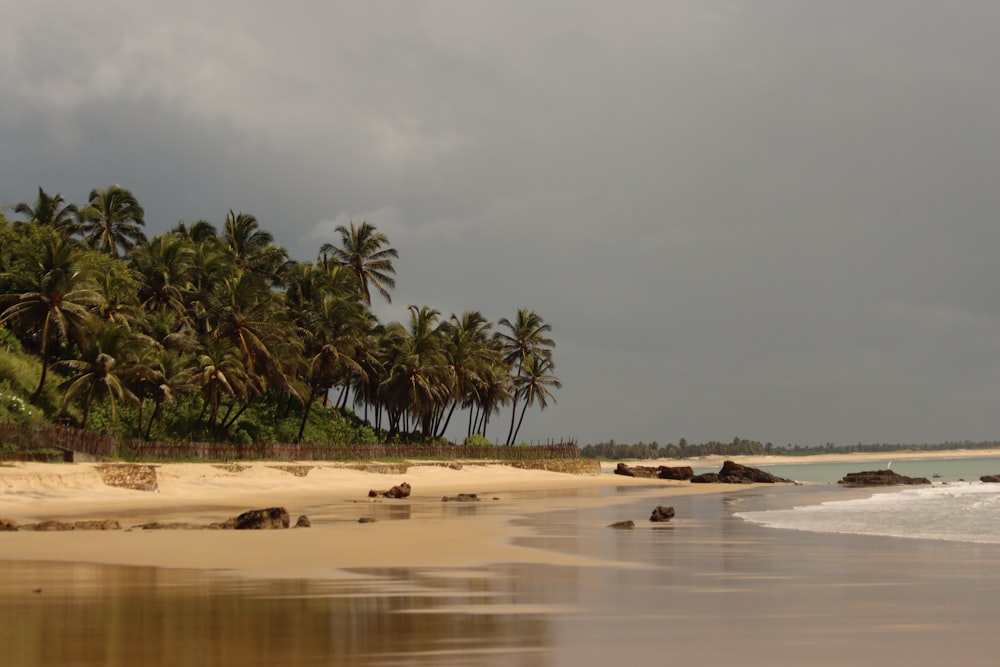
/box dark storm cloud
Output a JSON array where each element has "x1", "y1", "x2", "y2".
[{"x1": 4, "y1": 1, "x2": 1000, "y2": 446}]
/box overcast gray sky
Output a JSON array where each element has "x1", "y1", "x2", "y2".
[{"x1": 4, "y1": 1, "x2": 1000, "y2": 447}]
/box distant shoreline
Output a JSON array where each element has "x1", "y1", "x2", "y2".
[{"x1": 598, "y1": 448, "x2": 1000, "y2": 471}]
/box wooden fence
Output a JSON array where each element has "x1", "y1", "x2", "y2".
[{"x1": 0, "y1": 422, "x2": 579, "y2": 462}]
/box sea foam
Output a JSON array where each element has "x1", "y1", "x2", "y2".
[{"x1": 736, "y1": 482, "x2": 1000, "y2": 544}]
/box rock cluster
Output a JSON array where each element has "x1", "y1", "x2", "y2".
[
  {"x1": 0, "y1": 507, "x2": 310, "y2": 531},
  {"x1": 442, "y1": 493, "x2": 480, "y2": 502},
  {"x1": 0, "y1": 518, "x2": 121, "y2": 531},
  {"x1": 690, "y1": 460, "x2": 793, "y2": 484},
  {"x1": 650, "y1": 506, "x2": 675, "y2": 522},
  {"x1": 607, "y1": 505, "x2": 676, "y2": 529},
  {"x1": 368, "y1": 482, "x2": 411, "y2": 499},
  {"x1": 613, "y1": 463, "x2": 694, "y2": 480},
  {"x1": 981, "y1": 475, "x2": 1000, "y2": 483},
  {"x1": 229, "y1": 507, "x2": 290, "y2": 529},
  {"x1": 838, "y1": 470, "x2": 931, "y2": 487}
]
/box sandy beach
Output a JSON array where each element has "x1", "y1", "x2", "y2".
[
  {"x1": 0, "y1": 459, "x2": 721, "y2": 577},
  {"x1": 4, "y1": 450, "x2": 1000, "y2": 666},
  {"x1": 1, "y1": 448, "x2": 994, "y2": 576}
]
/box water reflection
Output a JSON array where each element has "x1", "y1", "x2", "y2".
[
  {"x1": 5, "y1": 486, "x2": 1000, "y2": 666},
  {"x1": 0, "y1": 562, "x2": 558, "y2": 667}
]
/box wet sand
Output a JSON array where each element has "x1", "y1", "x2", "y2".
[{"x1": 3, "y1": 483, "x2": 1000, "y2": 666}]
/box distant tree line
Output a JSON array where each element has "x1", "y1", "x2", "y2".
[{"x1": 580, "y1": 438, "x2": 1000, "y2": 460}]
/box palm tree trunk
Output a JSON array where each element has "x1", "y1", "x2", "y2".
[
  {"x1": 30, "y1": 317, "x2": 53, "y2": 403},
  {"x1": 505, "y1": 395, "x2": 520, "y2": 445},
  {"x1": 296, "y1": 385, "x2": 318, "y2": 443},
  {"x1": 223, "y1": 402, "x2": 250, "y2": 430},
  {"x1": 437, "y1": 400, "x2": 458, "y2": 439},
  {"x1": 511, "y1": 399, "x2": 531, "y2": 446},
  {"x1": 145, "y1": 404, "x2": 160, "y2": 441}
]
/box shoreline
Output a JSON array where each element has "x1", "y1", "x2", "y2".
[
  {"x1": 0, "y1": 461, "x2": 730, "y2": 577},
  {"x1": 3, "y1": 448, "x2": 999, "y2": 578},
  {"x1": 604, "y1": 447, "x2": 1000, "y2": 470}
]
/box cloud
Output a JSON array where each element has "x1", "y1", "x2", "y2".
[{"x1": 6, "y1": 1, "x2": 1000, "y2": 446}]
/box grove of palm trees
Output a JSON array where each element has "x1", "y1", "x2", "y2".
[{"x1": 0, "y1": 186, "x2": 561, "y2": 448}]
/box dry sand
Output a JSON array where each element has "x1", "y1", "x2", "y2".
[
  {"x1": 0, "y1": 461, "x2": 718, "y2": 577},
  {"x1": 1, "y1": 449, "x2": 994, "y2": 578}
]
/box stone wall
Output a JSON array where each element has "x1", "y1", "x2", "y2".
[
  {"x1": 96, "y1": 464, "x2": 159, "y2": 492},
  {"x1": 508, "y1": 459, "x2": 603, "y2": 476}
]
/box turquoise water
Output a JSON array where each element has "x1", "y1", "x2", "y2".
[
  {"x1": 726, "y1": 456, "x2": 1000, "y2": 545},
  {"x1": 694, "y1": 455, "x2": 1000, "y2": 484}
]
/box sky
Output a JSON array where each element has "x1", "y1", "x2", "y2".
[{"x1": 3, "y1": 1, "x2": 1000, "y2": 447}]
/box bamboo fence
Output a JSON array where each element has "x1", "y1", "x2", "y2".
[{"x1": 0, "y1": 422, "x2": 578, "y2": 462}]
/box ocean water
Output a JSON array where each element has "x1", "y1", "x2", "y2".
[
  {"x1": 733, "y1": 456, "x2": 1000, "y2": 544},
  {"x1": 694, "y1": 455, "x2": 1000, "y2": 484}
]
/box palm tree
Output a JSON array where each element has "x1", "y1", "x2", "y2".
[
  {"x1": 90, "y1": 267, "x2": 142, "y2": 330},
  {"x1": 189, "y1": 340, "x2": 249, "y2": 429},
  {"x1": 495, "y1": 309, "x2": 555, "y2": 444},
  {"x1": 438, "y1": 311, "x2": 499, "y2": 439},
  {"x1": 205, "y1": 270, "x2": 302, "y2": 404},
  {"x1": 172, "y1": 219, "x2": 218, "y2": 243},
  {"x1": 291, "y1": 269, "x2": 370, "y2": 441},
  {"x1": 130, "y1": 233, "x2": 195, "y2": 318},
  {"x1": 471, "y1": 361, "x2": 512, "y2": 439},
  {"x1": 222, "y1": 210, "x2": 288, "y2": 282},
  {"x1": 76, "y1": 185, "x2": 147, "y2": 256},
  {"x1": 183, "y1": 237, "x2": 237, "y2": 335},
  {"x1": 320, "y1": 221, "x2": 398, "y2": 306},
  {"x1": 55, "y1": 322, "x2": 145, "y2": 429},
  {"x1": 508, "y1": 355, "x2": 561, "y2": 445},
  {"x1": 135, "y1": 349, "x2": 192, "y2": 441},
  {"x1": 0, "y1": 236, "x2": 101, "y2": 401},
  {"x1": 378, "y1": 306, "x2": 452, "y2": 439},
  {"x1": 14, "y1": 187, "x2": 78, "y2": 236}
]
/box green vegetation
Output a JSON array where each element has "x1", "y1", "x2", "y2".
[{"x1": 1, "y1": 186, "x2": 560, "y2": 448}]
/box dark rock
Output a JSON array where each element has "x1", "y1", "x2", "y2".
[
  {"x1": 232, "y1": 507, "x2": 290, "y2": 530},
  {"x1": 442, "y1": 493, "x2": 480, "y2": 502},
  {"x1": 838, "y1": 470, "x2": 931, "y2": 487},
  {"x1": 981, "y1": 475, "x2": 1000, "y2": 483},
  {"x1": 692, "y1": 461, "x2": 792, "y2": 484},
  {"x1": 718, "y1": 460, "x2": 793, "y2": 483},
  {"x1": 358, "y1": 517, "x2": 377, "y2": 523},
  {"x1": 295, "y1": 515, "x2": 311, "y2": 528},
  {"x1": 614, "y1": 463, "x2": 659, "y2": 478},
  {"x1": 608, "y1": 520, "x2": 635, "y2": 529},
  {"x1": 136, "y1": 522, "x2": 209, "y2": 530},
  {"x1": 657, "y1": 466, "x2": 695, "y2": 480},
  {"x1": 369, "y1": 482, "x2": 411, "y2": 499},
  {"x1": 29, "y1": 520, "x2": 76, "y2": 531},
  {"x1": 614, "y1": 463, "x2": 695, "y2": 480},
  {"x1": 0, "y1": 518, "x2": 19, "y2": 532},
  {"x1": 73, "y1": 519, "x2": 120, "y2": 531},
  {"x1": 650, "y1": 506, "x2": 675, "y2": 522}
]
